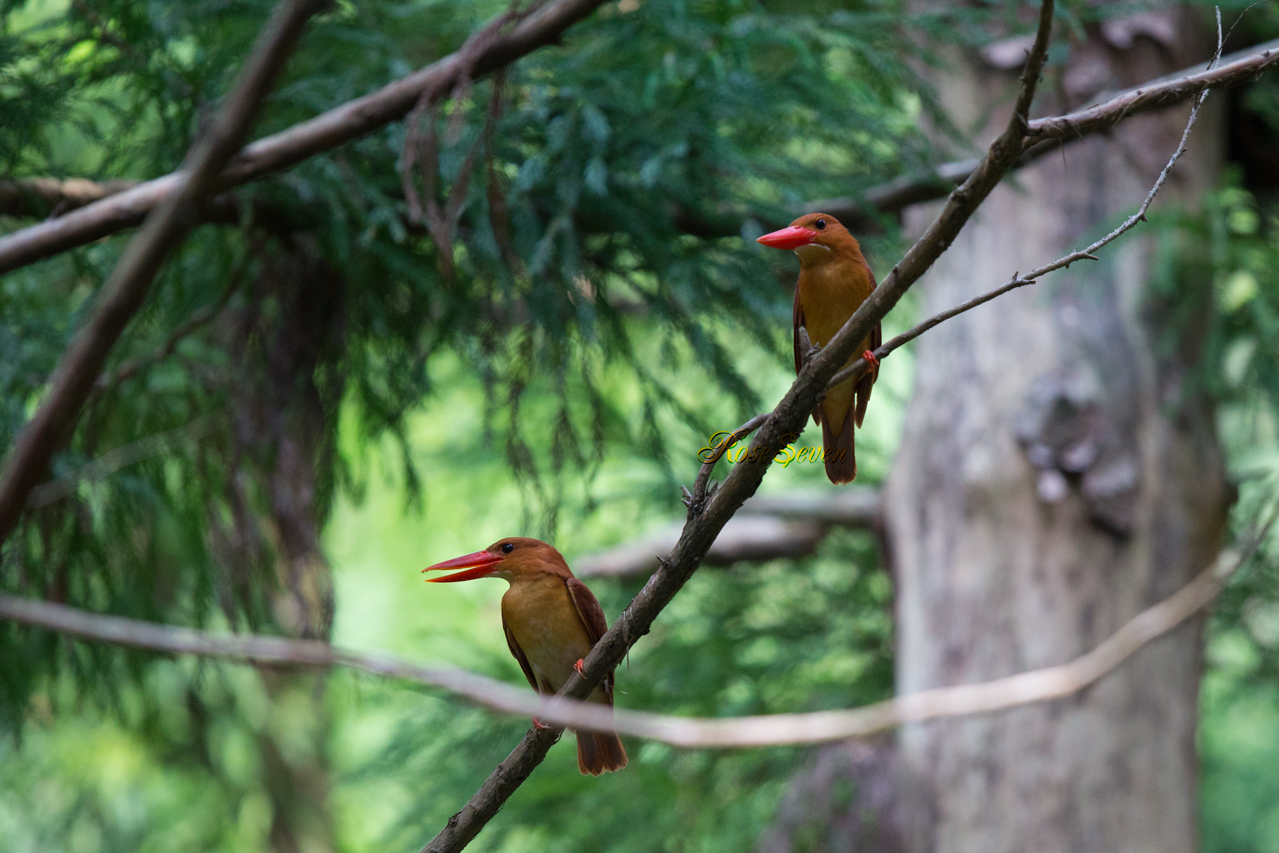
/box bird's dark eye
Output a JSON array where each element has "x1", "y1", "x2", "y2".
[
  {"x1": 815, "y1": 218, "x2": 827, "y2": 230},
  {"x1": 501, "y1": 542, "x2": 515, "y2": 554}
]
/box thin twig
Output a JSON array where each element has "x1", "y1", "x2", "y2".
[
  {"x1": 401, "y1": 0, "x2": 525, "y2": 225},
  {"x1": 414, "y1": 5, "x2": 1058, "y2": 849},
  {"x1": 0, "y1": 523, "x2": 1266, "y2": 746},
  {"x1": 824, "y1": 14, "x2": 1224, "y2": 393},
  {"x1": 0, "y1": 0, "x2": 328, "y2": 546},
  {"x1": 26, "y1": 414, "x2": 222, "y2": 508},
  {"x1": 403, "y1": 67, "x2": 510, "y2": 277},
  {"x1": 91, "y1": 261, "x2": 245, "y2": 398}
]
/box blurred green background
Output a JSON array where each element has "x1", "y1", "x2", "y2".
[{"x1": 2, "y1": 0, "x2": 1279, "y2": 851}]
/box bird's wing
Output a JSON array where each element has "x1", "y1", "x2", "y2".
[
  {"x1": 792, "y1": 284, "x2": 804, "y2": 376},
  {"x1": 566, "y1": 578, "x2": 608, "y2": 643},
  {"x1": 854, "y1": 263, "x2": 881, "y2": 429},
  {"x1": 502, "y1": 615, "x2": 539, "y2": 693},
  {"x1": 794, "y1": 286, "x2": 823, "y2": 426},
  {"x1": 565, "y1": 577, "x2": 614, "y2": 699}
]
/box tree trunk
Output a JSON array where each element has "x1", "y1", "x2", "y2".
[
  {"x1": 886, "y1": 9, "x2": 1230, "y2": 852},
  {"x1": 230, "y1": 238, "x2": 343, "y2": 853}
]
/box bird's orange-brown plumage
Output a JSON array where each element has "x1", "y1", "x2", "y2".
[
  {"x1": 423, "y1": 537, "x2": 627, "y2": 775},
  {"x1": 759, "y1": 212, "x2": 880, "y2": 483}
]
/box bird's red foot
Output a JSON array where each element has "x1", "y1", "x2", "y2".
[
  {"x1": 574, "y1": 658, "x2": 586, "y2": 676},
  {"x1": 862, "y1": 350, "x2": 880, "y2": 371},
  {"x1": 532, "y1": 717, "x2": 552, "y2": 730}
]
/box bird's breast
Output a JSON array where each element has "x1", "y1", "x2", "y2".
[
  {"x1": 502, "y1": 577, "x2": 595, "y2": 693},
  {"x1": 797, "y1": 260, "x2": 874, "y2": 347}
]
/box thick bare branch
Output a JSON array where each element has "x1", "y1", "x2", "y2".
[
  {"x1": 5, "y1": 6, "x2": 1267, "y2": 851},
  {"x1": 811, "y1": 37, "x2": 1279, "y2": 229},
  {"x1": 0, "y1": 0, "x2": 611, "y2": 274},
  {"x1": 671, "y1": 37, "x2": 1279, "y2": 236},
  {"x1": 1024, "y1": 35, "x2": 1277, "y2": 145},
  {"x1": 417, "y1": 5, "x2": 1058, "y2": 849},
  {"x1": 0, "y1": 538, "x2": 1249, "y2": 747},
  {"x1": 0, "y1": 0, "x2": 328, "y2": 545},
  {"x1": 4, "y1": 37, "x2": 1274, "y2": 255}
]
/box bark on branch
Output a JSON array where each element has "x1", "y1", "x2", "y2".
[
  {"x1": 824, "y1": 46, "x2": 1218, "y2": 393},
  {"x1": 0, "y1": 0, "x2": 612, "y2": 274},
  {"x1": 0, "y1": 178, "x2": 139, "y2": 218},
  {"x1": 0, "y1": 0, "x2": 328, "y2": 545},
  {"x1": 5, "y1": 5, "x2": 1269, "y2": 851},
  {"x1": 417, "y1": 5, "x2": 1058, "y2": 850},
  {"x1": 1, "y1": 36, "x2": 1273, "y2": 262},
  {"x1": 0, "y1": 537, "x2": 1250, "y2": 747},
  {"x1": 1022, "y1": 36, "x2": 1278, "y2": 145},
  {"x1": 689, "y1": 37, "x2": 1279, "y2": 235}
]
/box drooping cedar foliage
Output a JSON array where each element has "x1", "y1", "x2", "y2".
[{"x1": 2, "y1": 1, "x2": 1279, "y2": 851}]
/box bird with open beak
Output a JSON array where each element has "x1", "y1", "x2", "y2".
[
  {"x1": 757, "y1": 212, "x2": 881, "y2": 483},
  {"x1": 423, "y1": 537, "x2": 628, "y2": 775}
]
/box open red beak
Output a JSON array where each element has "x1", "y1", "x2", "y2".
[
  {"x1": 756, "y1": 225, "x2": 817, "y2": 251},
  {"x1": 422, "y1": 550, "x2": 504, "y2": 583}
]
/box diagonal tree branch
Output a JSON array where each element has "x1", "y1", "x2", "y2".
[
  {"x1": 0, "y1": 0, "x2": 329, "y2": 546},
  {"x1": 1022, "y1": 36, "x2": 1277, "y2": 146},
  {"x1": 823, "y1": 42, "x2": 1219, "y2": 393},
  {"x1": 696, "y1": 6, "x2": 1236, "y2": 496},
  {"x1": 0, "y1": 0, "x2": 612, "y2": 275},
  {"x1": 1, "y1": 6, "x2": 1263, "y2": 851},
  {"x1": 1, "y1": 36, "x2": 1274, "y2": 264},
  {"x1": 417, "y1": 4, "x2": 1058, "y2": 850},
  {"x1": 808, "y1": 36, "x2": 1279, "y2": 230}
]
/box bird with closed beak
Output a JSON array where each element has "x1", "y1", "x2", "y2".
[
  {"x1": 423, "y1": 536, "x2": 628, "y2": 775},
  {"x1": 757, "y1": 212, "x2": 881, "y2": 483}
]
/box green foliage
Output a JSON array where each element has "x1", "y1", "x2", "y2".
[
  {"x1": 1202, "y1": 490, "x2": 1279, "y2": 853},
  {"x1": 1149, "y1": 175, "x2": 1279, "y2": 464},
  {"x1": 4, "y1": 0, "x2": 1279, "y2": 851},
  {"x1": 1149, "y1": 174, "x2": 1279, "y2": 853},
  {"x1": 357, "y1": 532, "x2": 893, "y2": 853},
  {"x1": 0, "y1": 0, "x2": 925, "y2": 848},
  {"x1": 0, "y1": 0, "x2": 928, "y2": 692}
]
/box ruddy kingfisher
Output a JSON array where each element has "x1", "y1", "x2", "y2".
[
  {"x1": 423, "y1": 537, "x2": 628, "y2": 775},
  {"x1": 757, "y1": 212, "x2": 881, "y2": 483}
]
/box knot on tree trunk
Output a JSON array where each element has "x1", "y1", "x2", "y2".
[{"x1": 1014, "y1": 371, "x2": 1141, "y2": 535}]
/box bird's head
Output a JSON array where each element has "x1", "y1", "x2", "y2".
[
  {"x1": 756, "y1": 212, "x2": 859, "y2": 267},
  {"x1": 422, "y1": 537, "x2": 570, "y2": 583}
]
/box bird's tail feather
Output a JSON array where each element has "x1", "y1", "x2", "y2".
[
  {"x1": 854, "y1": 371, "x2": 874, "y2": 428},
  {"x1": 577, "y1": 729, "x2": 628, "y2": 775},
  {"x1": 855, "y1": 322, "x2": 881, "y2": 429},
  {"x1": 821, "y1": 413, "x2": 857, "y2": 484}
]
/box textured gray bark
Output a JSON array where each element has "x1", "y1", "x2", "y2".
[
  {"x1": 886, "y1": 11, "x2": 1231, "y2": 852},
  {"x1": 760, "y1": 739, "x2": 904, "y2": 853}
]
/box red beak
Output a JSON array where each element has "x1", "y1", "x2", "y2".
[
  {"x1": 756, "y1": 225, "x2": 817, "y2": 250},
  {"x1": 422, "y1": 550, "x2": 504, "y2": 583}
]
